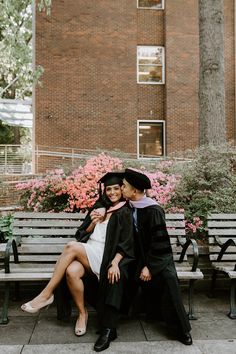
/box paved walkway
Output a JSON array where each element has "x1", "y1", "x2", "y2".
[{"x1": 0, "y1": 289, "x2": 236, "y2": 354}]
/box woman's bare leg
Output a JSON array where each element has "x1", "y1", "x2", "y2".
[
  {"x1": 66, "y1": 260, "x2": 90, "y2": 333},
  {"x1": 27, "y1": 242, "x2": 90, "y2": 308}
]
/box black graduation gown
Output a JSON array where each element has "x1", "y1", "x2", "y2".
[
  {"x1": 133, "y1": 204, "x2": 191, "y2": 335},
  {"x1": 56, "y1": 203, "x2": 134, "y2": 323}
]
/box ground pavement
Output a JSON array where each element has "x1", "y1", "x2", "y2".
[{"x1": 0, "y1": 288, "x2": 236, "y2": 354}]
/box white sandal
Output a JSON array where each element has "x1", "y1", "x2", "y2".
[
  {"x1": 75, "y1": 309, "x2": 88, "y2": 336},
  {"x1": 21, "y1": 294, "x2": 54, "y2": 314}
]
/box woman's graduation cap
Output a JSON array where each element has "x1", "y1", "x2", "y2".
[{"x1": 98, "y1": 172, "x2": 124, "y2": 197}]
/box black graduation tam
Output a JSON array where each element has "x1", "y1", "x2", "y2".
[
  {"x1": 99, "y1": 172, "x2": 124, "y2": 187},
  {"x1": 124, "y1": 168, "x2": 151, "y2": 190}
]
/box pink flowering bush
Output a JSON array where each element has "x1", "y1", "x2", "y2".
[
  {"x1": 19, "y1": 149, "x2": 235, "y2": 241},
  {"x1": 17, "y1": 154, "x2": 181, "y2": 214},
  {"x1": 17, "y1": 153, "x2": 123, "y2": 212}
]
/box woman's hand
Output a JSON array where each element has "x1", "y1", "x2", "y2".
[
  {"x1": 139, "y1": 266, "x2": 152, "y2": 282},
  {"x1": 90, "y1": 209, "x2": 105, "y2": 224},
  {"x1": 107, "y1": 261, "x2": 120, "y2": 284}
]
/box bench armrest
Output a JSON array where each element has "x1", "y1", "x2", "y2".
[
  {"x1": 4, "y1": 241, "x2": 11, "y2": 273},
  {"x1": 216, "y1": 239, "x2": 236, "y2": 267},
  {"x1": 3, "y1": 239, "x2": 19, "y2": 273},
  {"x1": 178, "y1": 238, "x2": 199, "y2": 272}
]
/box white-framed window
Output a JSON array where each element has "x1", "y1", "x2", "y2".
[
  {"x1": 137, "y1": 46, "x2": 165, "y2": 84},
  {"x1": 137, "y1": 120, "x2": 165, "y2": 158},
  {"x1": 137, "y1": 0, "x2": 164, "y2": 10}
]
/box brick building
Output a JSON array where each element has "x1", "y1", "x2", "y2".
[{"x1": 34, "y1": 0, "x2": 235, "y2": 170}]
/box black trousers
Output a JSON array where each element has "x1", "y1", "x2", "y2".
[{"x1": 142, "y1": 263, "x2": 191, "y2": 335}]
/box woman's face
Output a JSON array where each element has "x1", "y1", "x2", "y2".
[{"x1": 105, "y1": 184, "x2": 122, "y2": 205}]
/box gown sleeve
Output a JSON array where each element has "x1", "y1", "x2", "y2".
[
  {"x1": 115, "y1": 207, "x2": 134, "y2": 260},
  {"x1": 145, "y1": 206, "x2": 173, "y2": 274},
  {"x1": 74, "y1": 200, "x2": 105, "y2": 242}
]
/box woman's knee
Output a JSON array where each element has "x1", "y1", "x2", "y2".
[
  {"x1": 66, "y1": 262, "x2": 84, "y2": 280},
  {"x1": 63, "y1": 241, "x2": 78, "y2": 253}
]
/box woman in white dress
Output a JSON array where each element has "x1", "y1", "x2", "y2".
[{"x1": 21, "y1": 172, "x2": 134, "y2": 346}]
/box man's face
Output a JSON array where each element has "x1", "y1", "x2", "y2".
[{"x1": 121, "y1": 179, "x2": 136, "y2": 200}]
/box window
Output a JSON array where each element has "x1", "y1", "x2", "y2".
[
  {"x1": 137, "y1": 120, "x2": 165, "y2": 158},
  {"x1": 137, "y1": 46, "x2": 165, "y2": 84},
  {"x1": 137, "y1": 0, "x2": 164, "y2": 10}
]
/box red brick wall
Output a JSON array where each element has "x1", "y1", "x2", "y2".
[
  {"x1": 35, "y1": 1, "x2": 165, "y2": 160},
  {"x1": 35, "y1": 0, "x2": 235, "y2": 169},
  {"x1": 165, "y1": 0, "x2": 199, "y2": 154}
]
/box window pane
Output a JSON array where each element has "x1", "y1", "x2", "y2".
[
  {"x1": 139, "y1": 57, "x2": 162, "y2": 65},
  {"x1": 139, "y1": 66, "x2": 162, "y2": 83},
  {"x1": 139, "y1": 122, "x2": 164, "y2": 158},
  {"x1": 137, "y1": 46, "x2": 164, "y2": 84},
  {"x1": 138, "y1": 0, "x2": 163, "y2": 9}
]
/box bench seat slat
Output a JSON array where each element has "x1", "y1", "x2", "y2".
[
  {"x1": 0, "y1": 273, "x2": 53, "y2": 281},
  {"x1": 177, "y1": 271, "x2": 204, "y2": 279},
  {"x1": 226, "y1": 271, "x2": 236, "y2": 278},
  {"x1": 212, "y1": 262, "x2": 236, "y2": 272},
  {"x1": 17, "y1": 245, "x2": 66, "y2": 253},
  {"x1": 0, "y1": 267, "x2": 53, "y2": 273},
  {"x1": 10, "y1": 255, "x2": 59, "y2": 262},
  {"x1": 20, "y1": 237, "x2": 76, "y2": 244}
]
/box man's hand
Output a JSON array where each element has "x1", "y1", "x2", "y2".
[
  {"x1": 140, "y1": 266, "x2": 152, "y2": 282},
  {"x1": 107, "y1": 261, "x2": 120, "y2": 284}
]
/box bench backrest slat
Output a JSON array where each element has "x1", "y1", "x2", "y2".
[
  {"x1": 13, "y1": 220, "x2": 83, "y2": 227},
  {"x1": 13, "y1": 228, "x2": 78, "y2": 236},
  {"x1": 13, "y1": 212, "x2": 86, "y2": 219},
  {"x1": 207, "y1": 214, "x2": 236, "y2": 262}
]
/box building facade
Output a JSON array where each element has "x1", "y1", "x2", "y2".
[{"x1": 34, "y1": 0, "x2": 235, "y2": 170}]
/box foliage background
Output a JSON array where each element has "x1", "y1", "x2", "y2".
[{"x1": 13, "y1": 145, "x2": 236, "y2": 242}]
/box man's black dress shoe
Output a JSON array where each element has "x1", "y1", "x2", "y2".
[
  {"x1": 94, "y1": 328, "x2": 117, "y2": 352},
  {"x1": 178, "y1": 332, "x2": 193, "y2": 345}
]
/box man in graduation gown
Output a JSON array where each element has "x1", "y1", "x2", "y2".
[{"x1": 121, "y1": 168, "x2": 193, "y2": 345}]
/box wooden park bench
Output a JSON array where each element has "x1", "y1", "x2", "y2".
[
  {"x1": 0, "y1": 211, "x2": 86, "y2": 325},
  {"x1": 208, "y1": 213, "x2": 236, "y2": 319},
  {"x1": 0, "y1": 212, "x2": 203, "y2": 324}
]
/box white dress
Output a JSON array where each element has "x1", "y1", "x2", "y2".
[{"x1": 81, "y1": 219, "x2": 108, "y2": 279}]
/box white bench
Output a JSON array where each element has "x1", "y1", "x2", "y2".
[
  {"x1": 208, "y1": 213, "x2": 236, "y2": 319},
  {"x1": 0, "y1": 211, "x2": 86, "y2": 324}
]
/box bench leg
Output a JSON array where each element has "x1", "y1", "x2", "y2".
[
  {"x1": 13, "y1": 282, "x2": 20, "y2": 301},
  {"x1": 208, "y1": 269, "x2": 218, "y2": 298},
  {"x1": 228, "y1": 279, "x2": 236, "y2": 319},
  {"x1": 188, "y1": 279, "x2": 197, "y2": 320},
  {"x1": 0, "y1": 282, "x2": 10, "y2": 325}
]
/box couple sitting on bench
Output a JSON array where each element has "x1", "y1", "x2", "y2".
[{"x1": 21, "y1": 169, "x2": 192, "y2": 352}]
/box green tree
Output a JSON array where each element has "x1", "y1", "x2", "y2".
[
  {"x1": 0, "y1": 0, "x2": 51, "y2": 144},
  {"x1": 0, "y1": 0, "x2": 51, "y2": 99}
]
